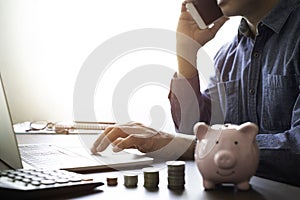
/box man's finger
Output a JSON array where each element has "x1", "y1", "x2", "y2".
[
  {"x1": 91, "y1": 124, "x2": 142, "y2": 153},
  {"x1": 91, "y1": 126, "x2": 115, "y2": 153},
  {"x1": 91, "y1": 126, "x2": 127, "y2": 153},
  {"x1": 112, "y1": 135, "x2": 148, "y2": 153},
  {"x1": 181, "y1": 1, "x2": 188, "y2": 12}
]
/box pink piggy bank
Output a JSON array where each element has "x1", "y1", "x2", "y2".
[{"x1": 193, "y1": 122, "x2": 259, "y2": 190}]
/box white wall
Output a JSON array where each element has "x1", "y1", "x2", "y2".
[{"x1": 0, "y1": 0, "x2": 240, "y2": 133}]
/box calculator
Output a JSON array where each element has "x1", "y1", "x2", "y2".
[{"x1": 0, "y1": 168, "x2": 104, "y2": 199}]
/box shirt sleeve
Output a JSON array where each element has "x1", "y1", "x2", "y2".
[{"x1": 168, "y1": 72, "x2": 211, "y2": 134}]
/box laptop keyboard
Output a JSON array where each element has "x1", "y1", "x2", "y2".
[
  {"x1": 17, "y1": 143, "x2": 153, "y2": 171},
  {"x1": 19, "y1": 144, "x2": 91, "y2": 169},
  {"x1": 0, "y1": 168, "x2": 103, "y2": 199}
]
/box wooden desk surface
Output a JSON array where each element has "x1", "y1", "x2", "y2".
[{"x1": 2, "y1": 134, "x2": 299, "y2": 200}]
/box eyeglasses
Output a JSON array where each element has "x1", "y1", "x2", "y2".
[
  {"x1": 26, "y1": 121, "x2": 55, "y2": 132},
  {"x1": 26, "y1": 121, "x2": 116, "y2": 134}
]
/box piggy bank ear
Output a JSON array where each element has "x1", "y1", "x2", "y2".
[
  {"x1": 193, "y1": 122, "x2": 209, "y2": 140},
  {"x1": 238, "y1": 122, "x2": 259, "y2": 141}
]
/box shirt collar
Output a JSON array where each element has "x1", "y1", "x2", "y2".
[
  {"x1": 238, "y1": 18, "x2": 254, "y2": 39},
  {"x1": 262, "y1": 0, "x2": 300, "y2": 34},
  {"x1": 238, "y1": 0, "x2": 300, "y2": 39}
]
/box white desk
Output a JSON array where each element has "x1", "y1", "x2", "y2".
[{"x1": 1, "y1": 134, "x2": 299, "y2": 200}]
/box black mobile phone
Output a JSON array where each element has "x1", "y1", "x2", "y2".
[{"x1": 186, "y1": 0, "x2": 223, "y2": 29}]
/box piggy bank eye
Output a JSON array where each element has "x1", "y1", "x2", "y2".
[
  {"x1": 216, "y1": 141, "x2": 219, "y2": 144},
  {"x1": 234, "y1": 141, "x2": 238, "y2": 145}
]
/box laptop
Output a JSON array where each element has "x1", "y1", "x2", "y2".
[{"x1": 0, "y1": 74, "x2": 153, "y2": 172}]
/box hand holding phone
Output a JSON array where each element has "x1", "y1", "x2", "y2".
[{"x1": 186, "y1": 0, "x2": 223, "y2": 29}]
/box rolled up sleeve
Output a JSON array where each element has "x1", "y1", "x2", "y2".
[{"x1": 168, "y1": 72, "x2": 211, "y2": 134}]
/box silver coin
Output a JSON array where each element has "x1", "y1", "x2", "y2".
[
  {"x1": 166, "y1": 160, "x2": 186, "y2": 167},
  {"x1": 124, "y1": 174, "x2": 138, "y2": 188}
]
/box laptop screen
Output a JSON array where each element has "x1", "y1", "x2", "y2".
[{"x1": 0, "y1": 74, "x2": 23, "y2": 169}]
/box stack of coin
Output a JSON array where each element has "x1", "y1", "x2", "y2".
[
  {"x1": 106, "y1": 177, "x2": 118, "y2": 186},
  {"x1": 166, "y1": 161, "x2": 185, "y2": 190},
  {"x1": 123, "y1": 173, "x2": 138, "y2": 188},
  {"x1": 142, "y1": 167, "x2": 159, "y2": 189}
]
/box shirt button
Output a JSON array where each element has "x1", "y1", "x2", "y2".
[
  {"x1": 249, "y1": 88, "x2": 255, "y2": 95},
  {"x1": 253, "y1": 52, "x2": 259, "y2": 58}
]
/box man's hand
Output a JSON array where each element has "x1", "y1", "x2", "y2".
[
  {"x1": 176, "y1": 1, "x2": 229, "y2": 78},
  {"x1": 178, "y1": 1, "x2": 229, "y2": 46},
  {"x1": 90, "y1": 122, "x2": 174, "y2": 154}
]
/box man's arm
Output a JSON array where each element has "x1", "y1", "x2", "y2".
[
  {"x1": 168, "y1": 72, "x2": 212, "y2": 134},
  {"x1": 255, "y1": 95, "x2": 300, "y2": 186},
  {"x1": 172, "y1": 2, "x2": 228, "y2": 134}
]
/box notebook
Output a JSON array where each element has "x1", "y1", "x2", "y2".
[{"x1": 0, "y1": 74, "x2": 153, "y2": 172}]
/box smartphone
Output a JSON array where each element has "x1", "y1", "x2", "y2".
[{"x1": 186, "y1": 0, "x2": 223, "y2": 29}]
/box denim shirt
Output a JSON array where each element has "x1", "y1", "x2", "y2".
[{"x1": 169, "y1": 0, "x2": 300, "y2": 186}]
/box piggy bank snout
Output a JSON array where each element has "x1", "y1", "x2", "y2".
[{"x1": 214, "y1": 150, "x2": 236, "y2": 169}]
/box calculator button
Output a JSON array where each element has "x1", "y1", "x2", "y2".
[
  {"x1": 41, "y1": 179, "x2": 56, "y2": 185},
  {"x1": 30, "y1": 180, "x2": 41, "y2": 186},
  {"x1": 22, "y1": 178, "x2": 31, "y2": 184},
  {"x1": 69, "y1": 177, "x2": 82, "y2": 182},
  {"x1": 55, "y1": 178, "x2": 69, "y2": 184},
  {"x1": 14, "y1": 176, "x2": 23, "y2": 181}
]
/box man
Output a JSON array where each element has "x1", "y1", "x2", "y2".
[{"x1": 91, "y1": 0, "x2": 300, "y2": 186}]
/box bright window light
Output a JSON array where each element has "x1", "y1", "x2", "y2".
[{"x1": 0, "y1": 0, "x2": 240, "y2": 132}]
